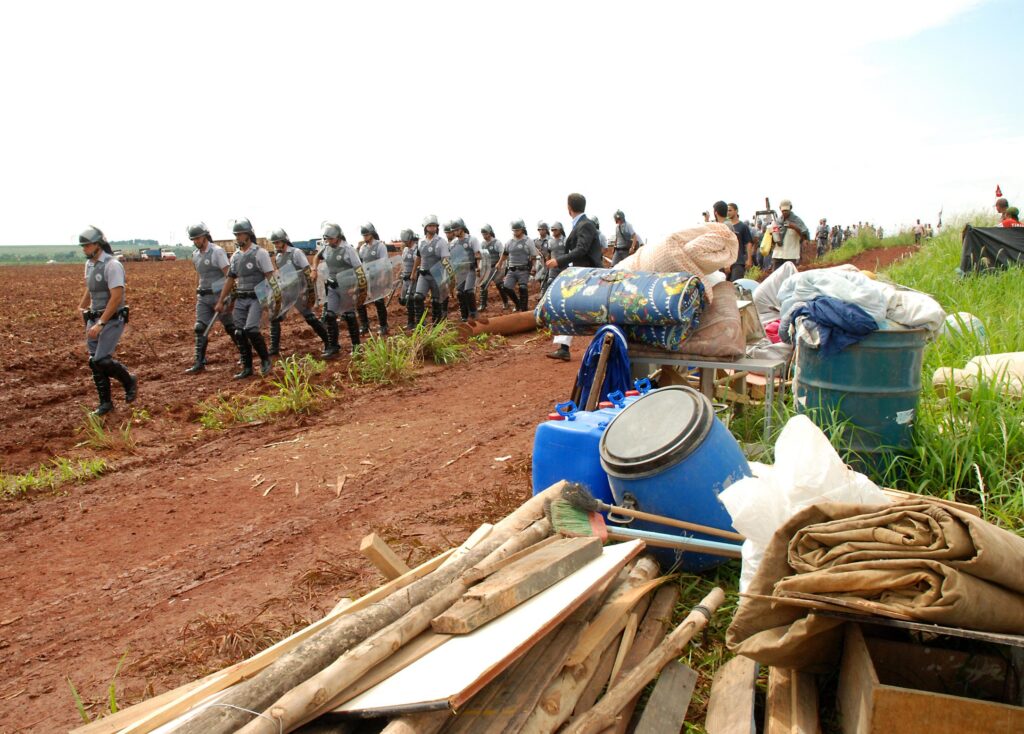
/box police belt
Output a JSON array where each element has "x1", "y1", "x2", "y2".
[
  {"x1": 84, "y1": 306, "x2": 130, "y2": 323},
  {"x1": 325, "y1": 279, "x2": 338, "y2": 290},
  {"x1": 196, "y1": 288, "x2": 215, "y2": 296},
  {"x1": 235, "y1": 291, "x2": 257, "y2": 300},
  {"x1": 508, "y1": 265, "x2": 528, "y2": 272}
]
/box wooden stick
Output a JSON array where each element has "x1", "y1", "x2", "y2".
[
  {"x1": 360, "y1": 532, "x2": 412, "y2": 580},
  {"x1": 584, "y1": 333, "x2": 615, "y2": 411},
  {"x1": 335, "y1": 474, "x2": 347, "y2": 498},
  {"x1": 560, "y1": 587, "x2": 726, "y2": 734},
  {"x1": 598, "y1": 502, "x2": 745, "y2": 543},
  {"x1": 608, "y1": 612, "x2": 639, "y2": 683},
  {"x1": 379, "y1": 711, "x2": 451, "y2": 734}
]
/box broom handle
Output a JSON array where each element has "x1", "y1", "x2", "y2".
[
  {"x1": 601, "y1": 501, "x2": 746, "y2": 543},
  {"x1": 606, "y1": 529, "x2": 741, "y2": 559},
  {"x1": 584, "y1": 333, "x2": 615, "y2": 411}
]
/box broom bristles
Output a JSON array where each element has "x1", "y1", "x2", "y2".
[
  {"x1": 548, "y1": 499, "x2": 608, "y2": 541},
  {"x1": 561, "y1": 481, "x2": 606, "y2": 514}
]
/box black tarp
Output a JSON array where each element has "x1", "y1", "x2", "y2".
[{"x1": 960, "y1": 225, "x2": 1024, "y2": 272}]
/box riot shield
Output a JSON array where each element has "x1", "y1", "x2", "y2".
[
  {"x1": 450, "y1": 247, "x2": 473, "y2": 285},
  {"x1": 329, "y1": 267, "x2": 360, "y2": 313},
  {"x1": 363, "y1": 256, "x2": 397, "y2": 303},
  {"x1": 255, "y1": 262, "x2": 302, "y2": 321},
  {"x1": 429, "y1": 258, "x2": 457, "y2": 291}
]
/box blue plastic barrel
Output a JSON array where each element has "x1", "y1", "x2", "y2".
[
  {"x1": 599, "y1": 386, "x2": 750, "y2": 571},
  {"x1": 794, "y1": 326, "x2": 927, "y2": 473},
  {"x1": 532, "y1": 401, "x2": 615, "y2": 506}
]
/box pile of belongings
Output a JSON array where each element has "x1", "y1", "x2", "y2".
[
  {"x1": 959, "y1": 224, "x2": 1024, "y2": 274},
  {"x1": 748, "y1": 263, "x2": 946, "y2": 361},
  {"x1": 933, "y1": 351, "x2": 1024, "y2": 399},
  {"x1": 719, "y1": 416, "x2": 1024, "y2": 669}
]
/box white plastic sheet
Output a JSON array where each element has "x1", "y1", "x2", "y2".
[{"x1": 719, "y1": 415, "x2": 890, "y2": 591}]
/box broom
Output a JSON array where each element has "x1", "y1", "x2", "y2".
[
  {"x1": 546, "y1": 499, "x2": 741, "y2": 559},
  {"x1": 561, "y1": 482, "x2": 746, "y2": 543}
]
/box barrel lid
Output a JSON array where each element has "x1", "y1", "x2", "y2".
[
  {"x1": 625, "y1": 390, "x2": 640, "y2": 397},
  {"x1": 599, "y1": 386, "x2": 714, "y2": 476},
  {"x1": 598, "y1": 401, "x2": 613, "y2": 409},
  {"x1": 547, "y1": 412, "x2": 564, "y2": 421}
]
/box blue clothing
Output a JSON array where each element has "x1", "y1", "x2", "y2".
[
  {"x1": 576, "y1": 325, "x2": 631, "y2": 408},
  {"x1": 787, "y1": 296, "x2": 877, "y2": 356}
]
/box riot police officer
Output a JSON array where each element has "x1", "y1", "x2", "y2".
[
  {"x1": 397, "y1": 228, "x2": 418, "y2": 329},
  {"x1": 215, "y1": 218, "x2": 275, "y2": 378},
  {"x1": 312, "y1": 222, "x2": 363, "y2": 357},
  {"x1": 543, "y1": 221, "x2": 568, "y2": 295},
  {"x1": 450, "y1": 217, "x2": 480, "y2": 322},
  {"x1": 185, "y1": 222, "x2": 237, "y2": 374},
  {"x1": 356, "y1": 222, "x2": 390, "y2": 337},
  {"x1": 412, "y1": 215, "x2": 455, "y2": 325},
  {"x1": 478, "y1": 224, "x2": 507, "y2": 311},
  {"x1": 496, "y1": 219, "x2": 537, "y2": 312},
  {"x1": 269, "y1": 228, "x2": 331, "y2": 356},
  {"x1": 533, "y1": 221, "x2": 551, "y2": 292},
  {"x1": 77, "y1": 226, "x2": 137, "y2": 416}
]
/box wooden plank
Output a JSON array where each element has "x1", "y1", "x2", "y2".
[
  {"x1": 462, "y1": 534, "x2": 563, "y2": 584},
  {"x1": 331, "y1": 632, "x2": 452, "y2": 708},
  {"x1": 633, "y1": 661, "x2": 698, "y2": 734},
  {"x1": 361, "y1": 532, "x2": 412, "y2": 580},
  {"x1": 432, "y1": 537, "x2": 602, "y2": 634},
  {"x1": 564, "y1": 577, "x2": 666, "y2": 668},
  {"x1": 704, "y1": 656, "x2": 758, "y2": 734},
  {"x1": 791, "y1": 670, "x2": 821, "y2": 734},
  {"x1": 765, "y1": 668, "x2": 793, "y2": 734},
  {"x1": 608, "y1": 612, "x2": 639, "y2": 684},
  {"x1": 573, "y1": 633, "x2": 621, "y2": 716}
]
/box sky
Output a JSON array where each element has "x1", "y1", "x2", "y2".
[{"x1": 0, "y1": 0, "x2": 1021, "y2": 246}]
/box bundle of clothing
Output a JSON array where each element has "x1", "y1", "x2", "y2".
[
  {"x1": 726, "y1": 500, "x2": 1024, "y2": 669},
  {"x1": 536, "y1": 268, "x2": 705, "y2": 351}
]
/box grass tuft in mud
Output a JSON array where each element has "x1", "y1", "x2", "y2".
[
  {"x1": 349, "y1": 319, "x2": 469, "y2": 384},
  {"x1": 1, "y1": 457, "x2": 107, "y2": 499}
]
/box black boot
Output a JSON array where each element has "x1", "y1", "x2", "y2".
[
  {"x1": 106, "y1": 359, "x2": 138, "y2": 403},
  {"x1": 357, "y1": 305, "x2": 371, "y2": 336},
  {"x1": 321, "y1": 314, "x2": 341, "y2": 359},
  {"x1": 184, "y1": 333, "x2": 208, "y2": 374},
  {"x1": 248, "y1": 330, "x2": 274, "y2": 376},
  {"x1": 375, "y1": 301, "x2": 389, "y2": 336},
  {"x1": 230, "y1": 328, "x2": 246, "y2": 366},
  {"x1": 343, "y1": 312, "x2": 361, "y2": 352},
  {"x1": 499, "y1": 285, "x2": 515, "y2": 310},
  {"x1": 479, "y1": 285, "x2": 489, "y2": 311},
  {"x1": 233, "y1": 331, "x2": 254, "y2": 379},
  {"x1": 518, "y1": 285, "x2": 530, "y2": 313},
  {"x1": 546, "y1": 344, "x2": 571, "y2": 361},
  {"x1": 442, "y1": 298, "x2": 450, "y2": 320},
  {"x1": 466, "y1": 290, "x2": 478, "y2": 320},
  {"x1": 304, "y1": 313, "x2": 331, "y2": 350},
  {"x1": 411, "y1": 297, "x2": 425, "y2": 330},
  {"x1": 90, "y1": 362, "x2": 114, "y2": 416},
  {"x1": 457, "y1": 291, "x2": 470, "y2": 322},
  {"x1": 431, "y1": 299, "x2": 444, "y2": 325},
  {"x1": 269, "y1": 319, "x2": 282, "y2": 357}
]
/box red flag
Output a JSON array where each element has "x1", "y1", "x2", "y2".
[{"x1": 996, "y1": 184, "x2": 1003, "y2": 197}]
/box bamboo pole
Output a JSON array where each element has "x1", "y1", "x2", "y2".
[{"x1": 560, "y1": 587, "x2": 726, "y2": 734}]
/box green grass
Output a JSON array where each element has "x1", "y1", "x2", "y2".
[
  {"x1": 198, "y1": 354, "x2": 334, "y2": 429},
  {"x1": 67, "y1": 650, "x2": 129, "y2": 723},
  {"x1": 348, "y1": 319, "x2": 469, "y2": 384},
  {"x1": 1, "y1": 457, "x2": 108, "y2": 499},
  {"x1": 411, "y1": 319, "x2": 467, "y2": 365},
  {"x1": 816, "y1": 229, "x2": 916, "y2": 265}
]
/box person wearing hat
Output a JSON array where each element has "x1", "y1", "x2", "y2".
[
  {"x1": 1003, "y1": 206, "x2": 1023, "y2": 228},
  {"x1": 496, "y1": 219, "x2": 538, "y2": 312},
  {"x1": 478, "y1": 224, "x2": 508, "y2": 311},
  {"x1": 184, "y1": 222, "x2": 238, "y2": 374},
  {"x1": 268, "y1": 228, "x2": 332, "y2": 356},
  {"x1": 542, "y1": 221, "x2": 568, "y2": 295},
  {"x1": 815, "y1": 218, "x2": 829, "y2": 257},
  {"x1": 397, "y1": 228, "x2": 419, "y2": 329},
  {"x1": 611, "y1": 210, "x2": 639, "y2": 266},
  {"x1": 215, "y1": 218, "x2": 276, "y2": 378},
  {"x1": 450, "y1": 218, "x2": 481, "y2": 321},
  {"x1": 533, "y1": 221, "x2": 552, "y2": 293},
  {"x1": 771, "y1": 199, "x2": 809, "y2": 271},
  {"x1": 77, "y1": 226, "x2": 137, "y2": 415},
  {"x1": 312, "y1": 222, "x2": 364, "y2": 356},
  {"x1": 412, "y1": 215, "x2": 455, "y2": 325},
  {"x1": 356, "y1": 222, "x2": 391, "y2": 336}
]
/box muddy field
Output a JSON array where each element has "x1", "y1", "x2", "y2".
[{"x1": 0, "y1": 261, "x2": 585, "y2": 732}]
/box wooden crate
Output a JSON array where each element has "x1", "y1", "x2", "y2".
[{"x1": 838, "y1": 624, "x2": 1024, "y2": 734}]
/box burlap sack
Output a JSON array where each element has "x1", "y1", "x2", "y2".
[
  {"x1": 618, "y1": 223, "x2": 738, "y2": 302},
  {"x1": 727, "y1": 501, "x2": 1024, "y2": 669},
  {"x1": 669, "y1": 281, "x2": 743, "y2": 359}
]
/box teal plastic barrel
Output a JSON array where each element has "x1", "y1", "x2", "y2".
[{"x1": 794, "y1": 326, "x2": 927, "y2": 471}]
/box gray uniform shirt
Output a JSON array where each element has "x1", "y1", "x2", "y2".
[
  {"x1": 192, "y1": 244, "x2": 230, "y2": 290},
  {"x1": 358, "y1": 239, "x2": 389, "y2": 264},
  {"x1": 615, "y1": 222, "x2": 636, "y2": 250},
  {"x1": 85, "y1": 252, "x2": 126, "y2": 312},
  {"x1": 450, "y1": 236, "x2": 474, "y2": 266},
  {"x1": 482, "y1": 237, "x2": 504, "y2": 265},
  {"x1": 401, "y1": 245, "x2": 416, "y2": 277},
  {"x1": 274, "y1": 245, "x2": 311, "y2": 273},
  {"x1": 534, "y1": 236, "x2": 551, "y2": 259},
  {"x1": 417, "y1": 235, "x2": 450, "y2": 271},
  {"x1": 229, "y1": 245, "x2": 274, "y2": 291},
  {"x1": 322, "y1": 242, "x2": 362, "y2": 280},
  {"x1": 504, "y1": 236, "x2": 537, "y2": 268},
  {"x1": 549, "y1": 235, "x2": 568, "y2": 261}
]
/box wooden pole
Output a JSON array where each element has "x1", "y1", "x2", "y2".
[
  {"x1": 584, "y1": 333, "x2": 615, "y2": 411},
  {"x1": 560, "y1": 587, "x2": 726, "y2": 734}
]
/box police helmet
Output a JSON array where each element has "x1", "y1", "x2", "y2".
[
  {"x1": 443, "y1": 220, "x2": 455, "y2": 233},
  {"x1": 481, "y1": 224, "x2": 494, "y2": 236},
  {"x1": 510, "y1": 219, "x2": 526, "y2": 232},
  {"x1": 614, "y1": 210, "x2": 625, "y2": 221},
  {"x1": 551, "y1": 221, "x2": 565, "y2": 233},
  {"x1": 187, "y1": 222, "x2": 211, "y2": 240},
  {"x1": 591, "y1": 216, "x2": 600, "y2": 229},
  {"x1": 270, "y1": 228, "x2": 290, "y2": 244},
  {"x1": 79, "y1": 225, "x2": 113, "y2": 254},
  {"x1": 399, "y1": 228, "x2": 416, "y2": 243},
  {"x1": 321, "y1": 222, "x2": 344, "y2": 240},
  {"x1": 360, "y1": 222, "x2": 377, "y2": 237},
  {"x1": 537, "y1": 220, "x2": 549, "y2": 230},
  {"x1": 452, "y1": 217, "x2": 467, "y2": 232},
  {"x1": 232, "y1": 218, "x2": 255, "y2": 238},
  {"x1": 422, "y1": 214, "x2": 439, "y2": 228}
]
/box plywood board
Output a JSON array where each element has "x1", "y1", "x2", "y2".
[
  {"x1": 334, "y1": 540, "x2": 644, "y2": 715},
  {"x1": 634, "y1": 661, "x2": 697, "y2": 734}
]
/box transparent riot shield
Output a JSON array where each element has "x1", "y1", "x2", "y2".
[
  {"x1": 429, "y1": 258, "x2": 457, "y2": 291},
  {"x1": 363, "y1": 256, "x2": 397, "y2": 303},
  {"x1": 329, "y1": 267, "x2": 360, "y2": 313},
  {"x1": 450, "y1": 246, "x2": 473, "y2": 285},
  {"x1": 255, "y1": 262, "x2": 301, "y2": 321}
]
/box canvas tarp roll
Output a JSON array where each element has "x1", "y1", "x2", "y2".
[{"x1": 727, "y1": 501, "x2": 1024, "y2": 669}]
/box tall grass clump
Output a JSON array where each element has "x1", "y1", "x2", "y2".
[
  {"x1": 410, "y1": 319, "x2": 466, "y2": 365},
  {"x1": 1, "y1": 457, "x2": 108, "y2": 499},
  {"x1": 349, "y1": 334, "x2": 419, "y2": 384}
]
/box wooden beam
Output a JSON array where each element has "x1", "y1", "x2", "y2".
[
  {"x1": 633, "y1": 661, "x2": 698, "y2": 734},
  {"x1": 705, "y1": 655, "x2": 758, "y2": 734},
  {"x1": 361, "y1": 532, "x2": 412, "y2": 580}
]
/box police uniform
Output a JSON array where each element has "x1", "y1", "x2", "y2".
[
  {"x1": 321, "y1": 239, "x2": 363, "y2": 352},
  {"x1": 479, "y1": 236, "x2": 507, "y2": 310},
  {"x1": 269, "y1": 244, "x2": 330, "y2": 356},
  {"x1": 413, "y1": 234, "x2": 451, "y2": 324},
  {"x1": 356, "y1": 238, "x2": 391, "y2": 336},
  {"x1": 450, "y1": 234, "x2": 480, "y2": 321},
  {"x1": 544, "y1": 233, "x2": 568, "y2": 294},
  {"x1": 187, "y1": 242, "x2": 236, "y2": 372},
  {"x1": 501, "y1": 235, "x2": 537, "y2": 311},
  {"x1": 83, "y1": 247, "x2": 136, "y2": 415},
  {"x1": 612, "y1": 220, "x2": 636, "y2": 266},
  {"x1": 227, "y1": 243, "x2": 275, "y2": 377},
  {"x1": 533, "y1": 232, "x2": 550, "y2": 289},
  {"x1": 398, "y1": 237, "x2": 418, "y2": 328}
]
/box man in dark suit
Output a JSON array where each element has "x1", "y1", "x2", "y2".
[{"x1": 545, "y1": 192, "x2": 602, "y2": 360}]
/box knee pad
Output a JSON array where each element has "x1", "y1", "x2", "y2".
[
  {"x1": 303, "y1": 312, "x2": 319, "y2": 326},
  {"x1": 235, "y1": 328, "x2": 248, "y2": 340},
  {"x1": 194, "y1": 321, "x2": 207, "y2": 335},
  {"x1": 322, "y1": 309, "x2": 337, "y2": 321},
  {"x1": 244, "y1": 327, "x2": 261, "y2": 339},
  {"x1": 413, "y1": 293, "x2": 426, "y2": 306},
  {"x1": 90, "y1": 355, "x2": 114, "y2": 374}
]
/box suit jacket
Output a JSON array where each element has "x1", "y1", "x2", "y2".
[{"x1": 557, "y1": 215, "x2": 603, "y2": 269}]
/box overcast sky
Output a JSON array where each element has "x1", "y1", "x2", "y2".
[{"x1": 1, "y1": 0, "x2": 1021, "y2": 246}]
